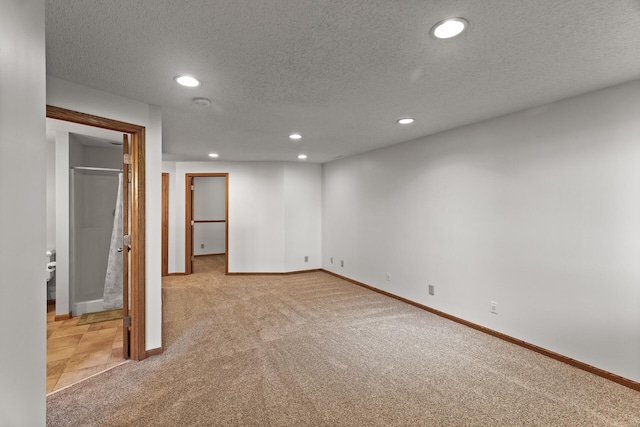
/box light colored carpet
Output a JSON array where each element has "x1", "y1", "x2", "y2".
[{"x1": 47, "y1": 255, "x2": 640, "y2": 426}]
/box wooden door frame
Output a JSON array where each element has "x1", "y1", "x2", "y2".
[
  {"x1": 161, "y1": 173, "x2": 169, "y2": 277},
  {"x1": 185, "y1": 173, "x2": 229, "y2": 275},
  {"x1": 47, "y1": 105, "x2": 147, "y2": 361}
]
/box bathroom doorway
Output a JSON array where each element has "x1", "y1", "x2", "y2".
[{"x1": 47, "y1": 106, "x2": 147, "y2": 361}]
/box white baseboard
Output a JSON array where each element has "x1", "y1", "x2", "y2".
[{"x1": 74, "y1": 299, "x2": 104, "y2": 315}]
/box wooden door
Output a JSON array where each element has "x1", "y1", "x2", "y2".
[
  {"x1": 161, "y1": 173, "x2": 169, "y2": 276},
  {"x1": 188, "y1": 176, "x2": 195, "y2": 274},
  {"x1": 47, "y1": 105, "x2": 147, "y2": 361},
  {"x1": 122, "y1": 134, "x2": 130, "y2": 359},
  {"x1": 185, "y1": 173, "x2": 229, "y2": 275}
]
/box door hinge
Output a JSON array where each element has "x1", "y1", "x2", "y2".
[
  {"x1": 123, "y1": 234, "x2": 131, "y2": 246},
  {"x1": 123, "y1": 153, "x2": 132, "y2": 165},
  {"x1": 191, "y1": 185, "x2": 194, "y2": 191},
  {"x1": 123, "y1": 316, "x2": 131, "y2": 327},
  {"x1": 191, "y1": 220, "x2": 194, "y2": 226}
]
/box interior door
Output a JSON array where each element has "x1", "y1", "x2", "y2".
[
  {"x1": 122, "y1": 134, "x2": 131, "y2": 359},
  {"x1": 47, "y1": 105, "x2": 147, "y2": 361},
  {"x1": 161, "y1": 173, "x2": 169, "y2": 276},
  {"x1": 185, "y1": 173, "x2": 229, "y2": 275},
  {"x1": 189, "y1": 176, "x2": 195, "y2": 274}
]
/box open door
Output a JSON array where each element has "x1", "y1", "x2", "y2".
[
  {"x1": 186, "y1": 176, "x2": 195, "y2": 274},
  {"x1": 47, "y1": 105, "x2": 148, "y2": 361},
  {"x1": 121, "y1": 134, "x2": 131, "y2": 359},
  {"x1": 185, "y1": 173, "x2": 229, "y2": 275},
  {"x1": 161, "y1": 173, "x2": 169, "y2": 276}
]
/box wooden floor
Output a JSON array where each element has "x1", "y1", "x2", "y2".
[{"x1": 47, "y1": 304, "x2": 126, "y2": 394}]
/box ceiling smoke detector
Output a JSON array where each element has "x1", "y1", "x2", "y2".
[{"x1": 193, "y1": 97, "x2": 211, "y2": 106}]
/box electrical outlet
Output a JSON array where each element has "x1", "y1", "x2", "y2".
[
  {"x1": 341, "y1": 260, "x2": 344, "y2": 267},
  {"x1": 200, "y1": 244, "x2": 204, "y2": 249},
  {"x1": 304, "y1": 256, "x2": 308, "y2": 262},
  {"x1": 490, "y1": 301, "x2": 498, "y2": 314},
  {"x1": 428, "y1": 285, "x2": 434, "y2": 296},
  {"x1": 386, "y1": 272, "x2": 391, "y2": 281},
  {"x1": 330, "y1": 257, "x2": 333, "y2": 263}
]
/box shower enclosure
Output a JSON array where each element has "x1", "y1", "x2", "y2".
[{"x1": 70, "y1": 167, "x2": 123, "y2": 315}]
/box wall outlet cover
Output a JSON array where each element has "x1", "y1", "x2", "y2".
[
  {"x1": 428, "y1": 285, "x2": 434, "y2": 296},
  {"x1": 490, "y1": 301, "x2": 498, "y2": 314}
]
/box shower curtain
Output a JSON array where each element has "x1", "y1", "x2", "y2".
[{"x1": 103, "y1": 172, "x2": 123, "y2": 310}]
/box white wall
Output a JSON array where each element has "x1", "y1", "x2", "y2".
[
  {"x1": 284, "y1": 163, "x2": 323, "y2": 271},
  {"x1": 193, "y1": 177, "x2": 226, "y2": 255},
  {"x1": 46, "y1": 134, "x2": 56, "y2": 250},
  {"x1": 82, "y1": 144, "x2": 122, "y2": 168},
  {"x1": 55, "y1": 131, "x2": 71, "y2": 316},
  {"x1": 146, "y1": 105, "x2": 162, "y2": 350},
  {"x1": 0, "y1": 1, "x2": 46, "y2": 425},
  {"x1": 193, "y1": 223, "x2": 226, "y2": 255},
  {"x1": 69, "y1": 133, "x2": 84, "y2": 166},
  {"x1": 164, "y1": 161, "x2": 322, "y2": 273},
  {"x1": 323, "y1": 79, "x2": 640, "y2": 383},
  {"x1": 47, "y1": 76, "x2": 163, "y2": 351}
]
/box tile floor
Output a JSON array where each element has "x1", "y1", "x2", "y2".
[{"x1": 47, "y1": 304, "x2": 126, "y2": 394}]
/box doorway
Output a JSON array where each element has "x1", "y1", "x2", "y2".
[
  {"x1": 47, "y1": 105, "x2": 147, "y2": 361},
  {"x1": 185, "y1": 173, "x2": 229, "y2": 275}
]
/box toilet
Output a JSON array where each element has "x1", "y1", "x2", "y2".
[{"x1": 46, "y1": 249, "x2": 56, "y2": 283}]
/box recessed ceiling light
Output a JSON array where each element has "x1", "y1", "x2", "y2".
[
  {"x1": 193, "y1": 97, "x2": 211, "y2": 106},
  {"x1": 298, "y1": 154, "x2": 308, "y2": 160},
  {"x1": 289, "y1": 133, "x2": 302, "y2": 140},
  {"x1": 175, "y1": 75, "x2": 200, "y2": 87},
  {"x1": 431, "y1": 18, "x2": 468, "y2": 39},
  {"x1": 397, "y1": 118, "x2": 415, "y2": 125},
  {"x1": 208, "y1": 153, "x2": 219, "y2": 158}
]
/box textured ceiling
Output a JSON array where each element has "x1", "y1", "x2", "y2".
[{"x1": 45, "y1": 0, "x2": 640, "y2": 163}]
